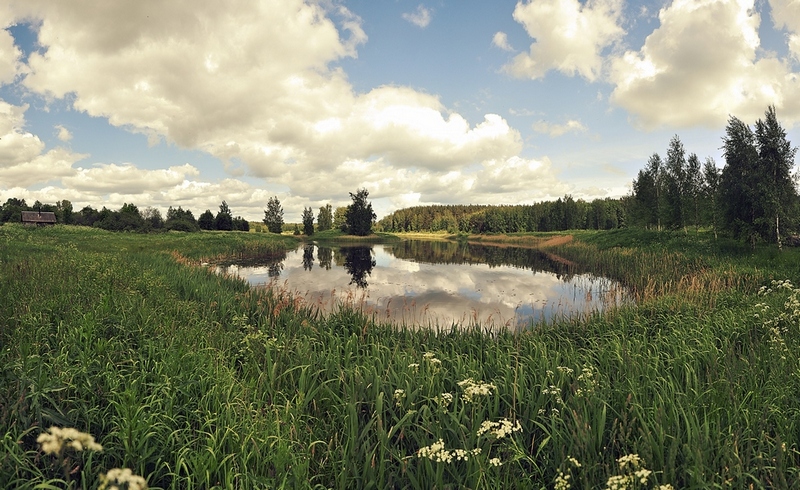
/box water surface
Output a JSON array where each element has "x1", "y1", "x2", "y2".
[{"x1": 216, "y1": 240, "x2": 629, "y2": 329}]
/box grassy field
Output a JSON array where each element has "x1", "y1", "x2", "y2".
[{"x1": 2, "y1": 225, "x2": 800, "y2": 489}]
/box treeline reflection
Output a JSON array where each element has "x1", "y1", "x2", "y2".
[{"x1": 384, "y1": 240, "x2": 581, "y2": 279}]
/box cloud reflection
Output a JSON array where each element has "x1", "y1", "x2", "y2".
[{"x1": 217, "y1": 242, "x2": 629, "y2": 330}]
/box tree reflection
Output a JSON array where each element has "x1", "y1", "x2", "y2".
[
  {"x1": 317, "y1": 246, "x2": 332, "y2": 270},
  {"x1": 341, "y1": 246, "x2": 376, "y2": 288},
  {"x1": 302, "y1": 244, "x2": 315, "y2": 271},
  {"x1": 267, "y1": 261, "x2": 284, "y2": 278}
]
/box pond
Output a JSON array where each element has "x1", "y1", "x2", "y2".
[{"x1": 215, "y1": 240, "x2": 630, "y2": 330}]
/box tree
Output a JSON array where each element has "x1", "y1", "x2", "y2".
[
  {"x1": 702, "y1": 158, "x2": 721, "y2": 239},
  {"x1": 198, "y1": 209, "x2": 215, "y2": 230},
  {"x1": 232, "y1": 216, "x2": 250, "y2": 231},
  {"x1": 317, "y1": 204, "x2": 333, "y2": 231},
  {"x1": 1, "y1": 198, "x2": 27, "y2": 223},
  {"x1": 263, "y1": 196, "x2": 284, "y2": 234},
  {"x1": 302, "y1": 207, "x2": 314, "y2": 235},
  {"x1": 632, "y1": 154, "x2": 664, "y2": 230},
  {"x1": 720, "y1": 116, "x2": 760, "y2": 245},
  {"x1": 57, "y1": 199, "x2": 73, "y2": 224},
  {"x1": 166, "y1": 206, "x2": 199, "y2": 232},
  {"x1": 686, "y1": 153, "x2": 703, "y2": 233},
  {"x1": 664, "y1": 135, "x2": 687, "y2": 231},
  {"x1": 215, "y1": 201, "x2": 233, "y2": 231},
  {"x1": 754, "y1": 105, "x2": 798, "y2": 249},
  {"x1": 142, "y1": 207, "x2": 164, "y2": 230},
  {"x1": 333, "y1": 206, "x2": 348, "y2": 232},
  {"x1": 345, "y1": 188, "x2": 376, "y2": 236}
]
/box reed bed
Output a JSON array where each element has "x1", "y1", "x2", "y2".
[{"x1": 2, "y1": 225, "x2": 799, "y2": 488}]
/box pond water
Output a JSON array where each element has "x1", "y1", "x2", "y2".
[{"x1": 215, "y1": 240, "x2": 630, "y2": 330}]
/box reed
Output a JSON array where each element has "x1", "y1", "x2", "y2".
[{"x1": 2, "y1": 224, "x2": 799, "y2": 488}]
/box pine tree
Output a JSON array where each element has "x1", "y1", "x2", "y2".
[
  {"x1": 664, "y1": 135, "x2": 687, "y2": 231},
  {"x1": 302, "y1": 207, "x2": 315, "y2": 236}
]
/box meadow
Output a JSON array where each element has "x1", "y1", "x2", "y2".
[{"x1": 1, "y1": 224, "x2": 800, "y2": 489}]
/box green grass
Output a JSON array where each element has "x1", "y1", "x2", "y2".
[{"x1": 2, "y1": 224, "x2": 800, "y2": 488}]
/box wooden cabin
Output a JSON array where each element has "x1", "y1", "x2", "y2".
[{"x1": 21, "y1": 211, "x2": 57, "y2": 226}]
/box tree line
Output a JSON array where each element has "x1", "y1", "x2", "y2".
[
  {"x1": 377, "y1": 197, "x2": 627, "y2": 234},
  {"x1": 0, "y1": 199, "x2": 250, "y2": 233},
  {"x1": 379, "y1": 106, "x2": 798, "y2": 248},
  {"x1": 631, "y1": 106, "x2": 798, "y2": 247}
]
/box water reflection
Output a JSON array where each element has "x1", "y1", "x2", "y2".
[
  {"x1": 215, "y1": 240, "x2": 630, "y2": 330},
  {"x1": 341, "y1": 246, "x2": 376, "y2": 288}
]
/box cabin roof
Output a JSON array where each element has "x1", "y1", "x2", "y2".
[{"x1": 21, "y1": 211, "x2": 57, "y2": 224}]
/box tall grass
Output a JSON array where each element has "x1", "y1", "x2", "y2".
[{"x1": 2, "y1": 225, "x2": 799, "y2": 488}]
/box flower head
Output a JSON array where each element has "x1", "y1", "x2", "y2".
[
  {"x1": 99, "y1": 468, "x2": 148, "y2": 490},
  {"x1": 37, "y1": 427, "x2": 103, "y2": 455}
]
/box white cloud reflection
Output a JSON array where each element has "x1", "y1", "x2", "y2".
[{"x1": 216, "y1": 242, "x2": 629, "y2": 330}]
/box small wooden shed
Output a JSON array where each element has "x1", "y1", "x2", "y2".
[{"x1": 21, "y1": 211, "x2": 57, "y2": 225}]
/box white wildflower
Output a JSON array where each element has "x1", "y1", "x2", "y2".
[
  {"x1": 458, "y1": 378, "x2": 497, "y2": 403},
  {"x1": 37, "y1": 427, "x2": 103, "y2": 455},
  {"x1": 99, "y1": 468, "x2": 148, "y2": 490}
]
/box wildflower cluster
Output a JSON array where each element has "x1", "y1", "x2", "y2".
[
  {"x1": 756, "y1": 279, "x2": 800, "y2": 360},
  {"x1": 476, "y1": 418, "x2": 522, "y2": 440},
  {"x1": 394, "y1": 389, "x2": 406, "y2": 406},
  {"x1": 457, "y1": 378, "x2": 497, "y2": 403},
  {"x1": 99, "y1": 468, "x2": 148, "y2": 490},
  {"x1": 555, "y1": 456, "x2": 582, "y2": 490},
  {"x1": 575, "y1": 366, "x2": 598, "y2": 397},
  {"x1": 603, "y1": 453, "x2": 672, "y2": 490},
  {"x1": 423, "y1": 351, "x2": 443, "y2": 369},
  {"x1": 435, "y1": 392, "x2": 453, "y2": 410},
  {"x1": 38, "y1": 426, "x2": 103, "y2": 455},
  {"x1": 417, "y1": 439, "x2": 481, "y2": 463}
]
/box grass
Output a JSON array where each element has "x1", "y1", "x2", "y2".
[{"x1": 1, "y1": 224, "x2": 800, "y2": 488}]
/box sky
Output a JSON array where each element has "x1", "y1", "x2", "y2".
[{"x1": 1, "y1": 0, "x2": 799, "y2": 222}]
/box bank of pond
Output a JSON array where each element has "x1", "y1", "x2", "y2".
[{"x1": 1, "y1": 224, "x2": 799, "y2": 489}]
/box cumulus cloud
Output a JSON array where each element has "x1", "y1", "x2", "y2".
[
  {"x1": 533, "y1": 119, "x2": 588, "y2": 137},
  {"x1": 492, "y1": 31, "x2": 514, "y2": 51},
  {"x1": 12, "y1": 0, "x2": 529, "y2": 201},
  {"x1": 505, "y1": 0, "x2": 624, "y2": 81},
  {"x1": 62, "y1": 163, "x2": 200, "y2": 194},
  {"x1": 402, "y1": 4, "x2": 432, "y2": 28},
  {"x1": 609, "y1": 0, "x2": 800, "y2": 127},
  {"x1": 0, "y1": 100, "x2": 84, "y2": 187}
]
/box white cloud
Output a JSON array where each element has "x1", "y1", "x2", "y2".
[
  {"x1": 492, "y1": 31, "x2": 514, "y2": 51},
  {"x1": 533, "y1": 119, "x2": 588, "y2": 137},
  {"x1": 770, "y1": 0, "x2": 800, "y2": 60},
  {"x1": 0, "y1": 8, "x2": 22, "y2": 84},
  {"x1": 0, "y1": 100, "x2": 85, "y2": 187},
  {"x1": 62, "y1": 163, "x2": 200, "y2": 194},
  {"x1": 402, "y1": 4, "x2": 432, "y2": 28},
  {"x1": 505, "y1": 0, "x2": 624, "y2": 81},
  {"x1": 13, "y1": 0, "x2": 526, "y2": 195},
  {"x1": 55, "y1": 124, "x2": 71, "y2": 142},
  {"x1": 609, "y1": 0, "x2": 800, "y2": 128}
]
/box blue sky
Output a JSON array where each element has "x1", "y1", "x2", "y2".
[{"x1": 0, "y1": 0, "x2": 799, "y2": 221}]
